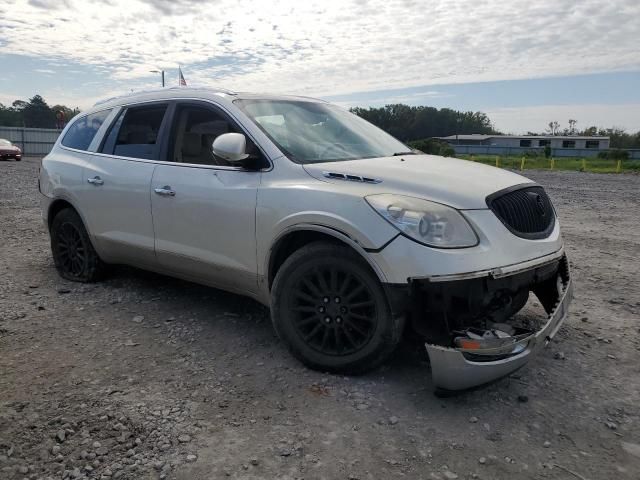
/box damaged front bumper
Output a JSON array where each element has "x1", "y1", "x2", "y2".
[
  {"x1": 386, "y1": 250, "x2": 573, "y2": 391},
  {"x1": 427, "y1": 270, "x2": 572, "y2": 391}
]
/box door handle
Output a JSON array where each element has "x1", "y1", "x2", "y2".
[
  {"x1": 87, "y1": 176, "x2": 104, "y2": 186},
  {"x1": 154, "y1": 186, "x2": 176, "y2": 196}
]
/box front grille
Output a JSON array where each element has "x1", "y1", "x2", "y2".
[{"x1": 487, "y1": 185, "x2": 555, "y2": 239}]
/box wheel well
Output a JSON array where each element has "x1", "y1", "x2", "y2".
[
  {"x1": 47, "y1": 199, "x2": 75, "y2": 231},
  {"x1": 268, "y1": 230, "x2": 357, "y2": 288}
]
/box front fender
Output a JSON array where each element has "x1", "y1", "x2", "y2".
[{"x1": 264, "y1": 222, "x2": 391, "y2": 286}]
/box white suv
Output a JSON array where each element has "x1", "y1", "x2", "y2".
[{"x1": 39, "y1": 87, "x2": 572, "y2": 391}]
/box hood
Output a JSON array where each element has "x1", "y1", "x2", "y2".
[
  {"x1": 0, "y1": 145, "x2": 20, "y2": 152},
  {"x1": 302, "y1": 154, "x2": 533, "y2": 210}
]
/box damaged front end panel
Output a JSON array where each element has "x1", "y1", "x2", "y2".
[{"x1": 397, "y1": 253, "x2": 572, "y2": 391}]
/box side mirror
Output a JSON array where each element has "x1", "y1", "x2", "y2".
[{"x1": 212, "y1": 133, "x2": 249, "y2": 163}]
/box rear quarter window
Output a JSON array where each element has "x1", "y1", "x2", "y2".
[{"x1": 61, "y1": 109, "x2": 112, "y2": 151}]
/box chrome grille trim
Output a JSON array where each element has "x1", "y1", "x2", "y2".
[{"x1": 486, "y1": 184, "x2": 555, "y2": 240}]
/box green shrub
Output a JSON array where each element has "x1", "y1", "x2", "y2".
[
  {"x1": 544, "y1": 145, "x2": 551, "y2": 158},
  {"x1": 408, "y1": 138, "x2": 453, "y2": 156},
  {"x1": 599, "y1": 149, "x2": 630, "y2": 160},
  {"x1": 439, "y1": 145, "x2": 455, "y2": 157}
]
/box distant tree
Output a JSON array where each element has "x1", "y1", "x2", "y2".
[
  {"x1": 351, "y1": 104, "x2": 496, "y2": 142},
  {"x1": 12, "y1": 100, "x2": 28, "y2": 111},
  {"x1": 568, "y1": 119, "x2": 577, "y2": 135},
  {"x1": 22, "y1": 95, "x2": 56, "y2": 128},
  {"x1": 598, "y1": 127, "x2": 638, "y2": 149},
  {"x1": 0, "y1": 95, "x2": 79, "y2": 129},
  {"x1": 546, "y1": 121, "x2": 561, "y2": 135},
  {"x1": 0, "y1": 103, "x2": 22, "y2": 126}
]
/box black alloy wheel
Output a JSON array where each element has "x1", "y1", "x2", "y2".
[
  {"x1": 288, "y1": 266, "x2": 378, "y2": 356},
  {"x1": 50, "y1": 208, "x2": 105, "y2": 282},
  {"x1": 55, "y1": 222, "x2": 87, "y2": 277},
  {"x1": 271, "y1": 242, "x2": 404, "y2": 374}
]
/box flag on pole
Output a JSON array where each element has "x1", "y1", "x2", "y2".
[{"x1": 178, "y1": 67, "x2": 187, "y2": 86}]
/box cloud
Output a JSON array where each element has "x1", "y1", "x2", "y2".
[{"x1": 0, "y1": 0, "x2": 639, "y2": 101}]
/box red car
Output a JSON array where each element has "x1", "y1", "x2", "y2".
[{"x1": 0, "y1": 138, "x2": 22, "y2": 161}]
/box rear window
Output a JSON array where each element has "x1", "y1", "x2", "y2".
[
  {"x1": 61, "y1": 109, "x2": 112, "y2": 151},
  {"x1": 101, "y1": 104, "x2": 168, "y2": 160}
]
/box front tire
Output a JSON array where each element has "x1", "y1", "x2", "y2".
[
  {"x1": 50, "y1": 208, "x2": 105, "y2": 282},
  {"x1": 271, "y1": 242, "x2": 403, "y2": 374}
]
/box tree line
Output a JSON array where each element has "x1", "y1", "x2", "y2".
[
  {"x1": 350, "y1": 104, "x2": 496, "y2": 142},
  {"x1": 0, "y1": 95, "x2": 79, "y2": 129},
  {"x1": 351, "y1": 105, "x2": 640, "y2": 149}
]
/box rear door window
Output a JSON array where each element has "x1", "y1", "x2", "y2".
[
  {"x1": 61, "y1": 109, "x2": 112, "y2": 151},
  {"x1": 101, "y1": 104, "x2": 169, "y2": 160}
]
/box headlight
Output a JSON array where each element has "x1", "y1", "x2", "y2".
[{"x1": 365, "y1": 194, "x2": 478, "y2": 248}]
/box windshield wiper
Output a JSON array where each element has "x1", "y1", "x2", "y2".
[{"x1": 392, "y1": 151, "x2": 416, "y2": 156}]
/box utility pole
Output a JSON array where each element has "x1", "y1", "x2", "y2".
[{"x1": 150, "y1": 70, "x2": 165, "y2": 87}]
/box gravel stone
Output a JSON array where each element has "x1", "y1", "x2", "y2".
[{"x1": 1, "y1": 162, "x2": 637, "y2": 480}]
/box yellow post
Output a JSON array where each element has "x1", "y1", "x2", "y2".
[
  {"x1": 550, "y1": 157, "x2": 555, "y2": 170},
  {"x1": 471, "y1": 154, "x2": 475, "y2": 162},
  {"x1": 495, "y1": 156, "x2": 499, "y2": 168},
  {"x1": 616, "y1": 159, "x2": 621, "y2": 173},
  {"x1": 582, "y1": 158, "x2": 586, "y2": 171},
  {"x1": 520, "y1": 156, "x2": 525, "y2": 171}
]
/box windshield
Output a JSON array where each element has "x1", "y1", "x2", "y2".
[
  {"x1": 234, "y1": 99, "x2": 412, "y2": 164},
  {"x1": 0, "y1": 139, "x2": 11, "y2": 146}
]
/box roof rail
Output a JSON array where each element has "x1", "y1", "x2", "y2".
[
  {"x1": 165, "y1": 85, "x2": 237, "y2": 95},
  {"x1": 93, "y1": 86, "x2": 236, "y2": 106}
]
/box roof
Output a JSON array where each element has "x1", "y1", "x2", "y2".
[
  {"x1": 92, "y1": 86, "x2": 326, "y2": 111},
  {"x1": 438, "y1": 134, "x2": 610, "y2": 141}
]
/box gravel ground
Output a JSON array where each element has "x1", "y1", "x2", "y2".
[{"x1": 1, "y1": 157, "x2": 639, "y2": 480}]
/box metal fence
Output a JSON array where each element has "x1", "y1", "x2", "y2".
[
  {"x1": 452, "y1": 144, "x2": 640, "y2": 159},
  {"x1": 0, "y1": 126, "x2": 62, "y2": 156}
]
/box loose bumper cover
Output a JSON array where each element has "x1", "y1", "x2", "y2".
[
  {"x1": 426, "y1": 269, "x2": 572, "y2": 391},
  {"x1": 386, "y1": 251, "x2": 573, "y2": 391}
]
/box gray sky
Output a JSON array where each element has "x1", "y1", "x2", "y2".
[{"x1": 1, "y1": 0, "x2": 639, "y2": 133}]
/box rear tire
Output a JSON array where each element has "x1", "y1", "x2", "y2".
[
  {"x1": 50, "y1": 208, "x2": 105, "y2": 282},
  {"x1": 271, "y1": 242, "x2": 404, "y2": 374}
]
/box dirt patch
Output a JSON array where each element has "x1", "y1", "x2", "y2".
[{"x1": 1, "y1": 158, "x2": 639, "y2": 479}]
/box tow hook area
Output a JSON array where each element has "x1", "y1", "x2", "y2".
[{"x1": 425, "y1": 256, "x2": 573, "y2": 392}]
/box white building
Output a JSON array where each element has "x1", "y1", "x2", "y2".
[{"x1": 438, "y1": 134, "x2": 610, "y2": 157}]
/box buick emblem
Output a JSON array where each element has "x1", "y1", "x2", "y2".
[{"x1": 527, "y1": 191, "x2": 546, "y2": 216}]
